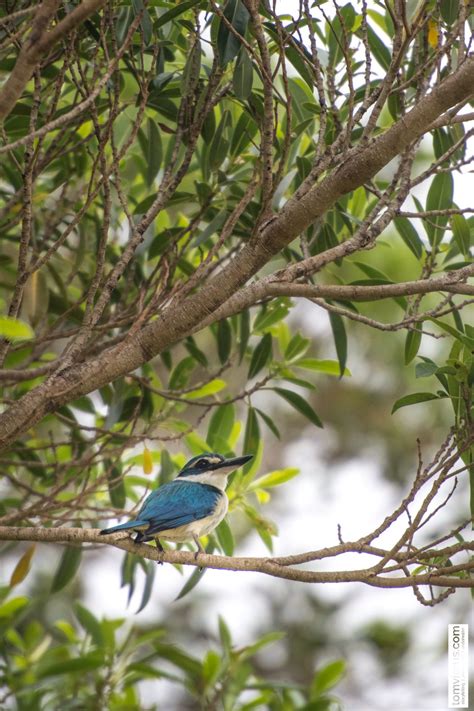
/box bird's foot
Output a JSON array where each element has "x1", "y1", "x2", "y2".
[{"x1": 155, "y1": 539, "x2": 164, "y2": 565}]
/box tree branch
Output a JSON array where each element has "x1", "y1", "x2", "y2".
[
  {"x1": 0, "y1": 0, "x2": 106, "y2": 123},
  {"x1": 200, "y1": 264, "x2": 474, "y2": 325},
  {"x1": 1, "y1": 526, "x2": 472, "y2": 589},
  {"x1": 0, "y1": 57, "x2": 473, "y2": 448}
]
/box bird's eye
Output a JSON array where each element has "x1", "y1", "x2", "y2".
[{"x1": 196, "y1": 459, "x2": 208, "y2": 468}]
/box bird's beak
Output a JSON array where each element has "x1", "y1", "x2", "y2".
[{"x1": 212, "y1": 454, "x2": 253, "y2": 473}]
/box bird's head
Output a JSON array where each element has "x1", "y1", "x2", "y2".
[{"x1": 177, "y1": 453, "x2": 253, "y2": 488}]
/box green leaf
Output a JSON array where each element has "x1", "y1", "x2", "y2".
[
  {"x1": 38, "y1": 653, "x2": 104, "y2": 678},
  {"x1": 451, "y1": 214, "x2": 470, "y2": 258},
  {"x1": 440, "y1": 0, "x2": 459, "y2": 24},
  {"x1": 216, "y1": 518, "x2": 234, "y2": 555},
  {"x1": 255, "y1": 407, "x2": 280, "y2": 439},
  {"x1": 175, "y1": 568, "x2": 207, "y2": 601},
  {"x1": 169, "y1": 356, "x2": 196, "y2": 390},
  {"x1": 185, "y1": 336, "x2": 208, "y2": 367},
  {"x1": 426, "y1": 172, "x2": 453, "y2": 246},
  {"x1": 404, "y1": 326, "x2": 422, "y2": 365},
  {"x1": 254, "y1": 300, "x2": 290, "y2": 332},
  {"x1": 175, "y1": 542, "x2": 215, "y2": 601},
  {"x1": 136, "y1": 561, "x2": 156, "y2": 614},
  {"x1": 138, "y1": 119, "x2": 162, "y2": 188},
  {"x1": 218, "y1": 615, "x2": 232, "y2": 653},
  {"x1": 242, "y1": 407, "x2": 260, "y2": 473},
  {"x1": 74, "y1": 603, "x2": 104, "y2": 647},
  {"x1": 284, "y1": 333, "x2": 310, "y2": 361},
  {"x1": 208, "y1": 403, "x2": 235, "y2": 450},
  {"x1": 131, "y1": 0, "x2": 153, "y2": 46},
  {"x1": 159, "y1": 448, "x2": 175, "y2": 485},
  {"x1": 284, "y1": 46, "x2": 314, "y2": 90},
  {"x1": 311, "y1": 659, "x2": 346, "y2": 698},
  {"x1": 156, "y1": 0, "x2": 201, "y2": 29},
  {"x1": 415, "y1": 361, "x2": 438, "y2": 378},
  {"x1": 431, "y1": 319, "x2": 474, "y2": 349},
  {"x1": 116, "y1": 6, "x2": 133, "y2": 46},
  {"x1": 184, "y1": 379, "x2": 226, "y2": 400},
  {"x1": 216, "y1": 0, "x2": 250, "y2": 67},
  {"x1": 248, "y1": 333, "x2": 272, "y2": 379},
  {"x1": 329, "y1": 312, "x2": 347, "y2": 377},
  {"x1": 209, "y1": 109, "x2": 230, "y2": 170},
  {"x1": 367, "y1": 25, "x2": 391, "y2": 70},
  {"x1": 393, "y1": 217, "x2": 423, "y2": 259},
  {"x1": 233, "y1": 48, "x2": 253, "y2": 99},
  {"x1": 107, "y1": 465, "x2": 126, "y2": 509},
  {"x1": 51, "y1": 546, "x2": 82, "y2": 593},
  {"x1": 202, "y1": 649, "x2": 221, "y2": 686},
  {"x1": 294, "y1": 358, "x2": 351, "y2": 377},
  {"x1": 0, "y1": 596, "x2": 29, "y2": 618},
  {"x1": 249, "y1": 467, "x2": 299, "y2": 490},
  {"x1": 274, "y1": 388, "x2": 323, "y2": 428},
  {"x1": 217, "y1": 319, "x2": 232, "y2": 364},
  {"x1": 239, "y1": 309, "x2": 250, "y2": 363},
  {"x1": 0, "y1": 316, "x2": 34, "y2": 341},
  {"x1": 391, "y1": 392, "x2": 441, "y2": 414}
]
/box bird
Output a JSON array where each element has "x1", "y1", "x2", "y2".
[{"x1": 100, "y1": 452, "x2": 252, "y2": 557}]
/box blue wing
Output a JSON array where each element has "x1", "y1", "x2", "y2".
[{"x1": 138, "y1": 480, "x2": 222, "y2": 535}]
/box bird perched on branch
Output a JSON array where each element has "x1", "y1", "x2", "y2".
[{"x1": 100, "y1": 453, "x2": 252, "y2": 556}]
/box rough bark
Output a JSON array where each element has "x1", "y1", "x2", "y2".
[{"x1": 0, "y1": 56, "x2": 473, "y2": 449}]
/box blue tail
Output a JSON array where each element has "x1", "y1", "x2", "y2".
[{"x1": 100, "y1": 519, "x2": 148, "y2": 535}]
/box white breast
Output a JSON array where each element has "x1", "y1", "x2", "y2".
[{"x1": 157, "y1": 492, "x2": 229, "y2": 542}]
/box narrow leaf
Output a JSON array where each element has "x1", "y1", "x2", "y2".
[
  {"x1": 217, "y1": 319, "x2": 232, "y2": 364},
  {"x1": 394, "y1": 217, "x2": 423, "y2": 259},
  {"x1": 51, "y1": 547, "x2": 82, "y2": 593},
  {"x1": 274, "y1": 388, "x2": 323, "y2": 428},
  {"x1": 250, "y1": 467, "x2": 299, "y2": 490},
  {"x1": 239, "y1": 309, "x2": 250, "y2": 363},
  {"x1": 248, "y1": 333, "x2": 272, "y2": 379},
  {"x1": 391, "y1": 392, "x2": 440, "y2": 414},
  {"x1": 405, "y1": 326, "x2": 422, "y2": 365},
  {"x1": 233, "y1": 48, "x2": 253, "y2": 99},
  {"x1": 108, "y1": 465, "x2": 126, "y2": 508},
  {"x1": 216, "y1": 519, "x2": 234, "y2": 556},
  {"x1": 74, "y1": 603, "x2": 104, "y2": 647},
  {"x1": 216, "y1": 0, "x2": 250, "y2": 67},
  {"x1": 329, "y1": 312, "x2": 347, "y2": 377},
  {"x1": 136, "y1": 561, "x2": 156, "y2": 614},
  {"x1": 255, "y1": 407, "x2": 280, "y2": 439}
]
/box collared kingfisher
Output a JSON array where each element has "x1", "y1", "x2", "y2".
[{"x1": 100, "y1": 452, "x2": 252, "y2": 555}]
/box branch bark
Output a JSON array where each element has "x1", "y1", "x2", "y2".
[
  {"x1": 1, "y1": 57, "x2": 473, "y2": 449},
  {"x1": 1, "y1": 526, "x2": 472, "y2": 589},
  {"x1": 199, "y1": 264, "x2": 474, "y2": 325}
]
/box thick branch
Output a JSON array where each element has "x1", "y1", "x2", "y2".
[
  {"x1": 1, "y1": 57, "x2": 474, "y2": 448},
  {"x1": 0, "y1": 527, "x2": 472, "y2": 589}
]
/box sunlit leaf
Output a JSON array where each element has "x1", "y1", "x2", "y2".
[{"x1": 0, "y1": 316, "x2": 34, "y2": 341}]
